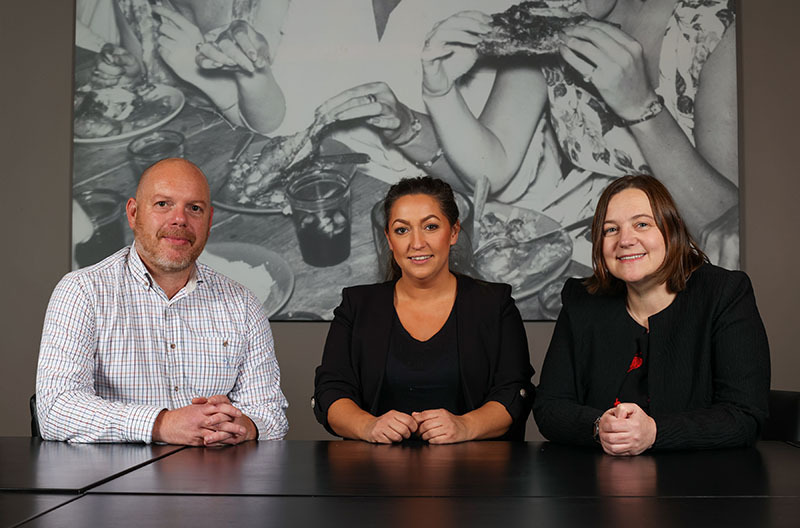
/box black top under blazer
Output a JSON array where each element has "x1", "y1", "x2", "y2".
[
  {"x1": 313, "y1": 274, "x2": 535, "y2": 440},
  {"x1": 533, "y1": 263, "x2": 771, "y2": 450}
]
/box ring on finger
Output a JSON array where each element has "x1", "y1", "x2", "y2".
[
  {"x1": 367, "y1": 93, "x2": 377, "y2": 104},
  {"x1": 583, "y1": 69, "x2": 596, "y2": 84}
]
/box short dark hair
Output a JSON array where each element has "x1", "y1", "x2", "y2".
[
  {"x1": 382, "y1": 176, "x2": 459, "y2": 280},
  {"x1": 585, "y1": 175, "x2": 708, "y2": 295}
]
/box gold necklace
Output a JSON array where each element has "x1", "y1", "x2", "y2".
[{"x1": 626, "y1": 304, "x2": 650, "y2": 331}]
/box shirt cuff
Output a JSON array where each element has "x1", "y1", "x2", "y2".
[{"x1": 125, "y1": 405, "x2": 167, "y2": 444}]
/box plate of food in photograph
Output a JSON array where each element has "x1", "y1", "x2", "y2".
[
  {"x1": 473, "y1": 203, "x2": 573, "y2": 300},
  {"x1": 199, "y1": 242, "x2": 295, "y2": 319},
  {"x1": 73, "y1": 83, "x2": 185, "y2": 144},
  {"x1": 213, "y1": 136, "x2": 366, "y2": 215}
]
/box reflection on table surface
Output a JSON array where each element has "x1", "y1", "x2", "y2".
[
  {"x1": 0, "y1": 493, "x2": 78, "y2": 528},
  {"x1": 23, "y1": 495, "x2": 800, "y2": 528},
  {"x1": 0, "y1": 437, "x2": 182, "y2": 492},
  {"x1": 8, "y1": 440, "x2": 800, "y2": 528},
  {"x1": 89, "y1": 440, "x2": 800, "y2": 499}
]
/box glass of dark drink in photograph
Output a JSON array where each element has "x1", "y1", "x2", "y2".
[
  {"x1": 74, "y1": 189, "x2": 127, "y2": 268},
  {"x1": 127, "y1": 129, "x2": 185, "y2": 175},
  {"x1": 287, "y1": 170, "x2": 352, "y2": 267}
]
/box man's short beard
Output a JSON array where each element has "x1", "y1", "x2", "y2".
[
  {"x1": 133, "y1": 224, "x2": 205, "y2": 274},
  {"x1": 147, "y1": 251, "x2": 194, "y2": 273}
]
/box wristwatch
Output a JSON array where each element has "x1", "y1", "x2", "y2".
[
  {"x1": 615, "y1": 94, "x2": 665, "y2": 128},
  {"x1": 393, "y1": 116, "x2": 422, "y2": 147},
  {"x1": 592, "y1": 416, "x2": 602, "y2": 443}
]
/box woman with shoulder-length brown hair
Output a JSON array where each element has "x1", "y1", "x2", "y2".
[{"x1": 534, "y1": 174, "x2": 770, "y2": 455}]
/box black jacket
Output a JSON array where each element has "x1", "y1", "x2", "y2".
[
  {"x1": 313, "y1": 274, "x2": 535, "y2": 440},
  {"x1": 533, "y1": 264, "x2": 771, "y2": 450}
]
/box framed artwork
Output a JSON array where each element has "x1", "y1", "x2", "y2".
[{"x1": 71, "y1": 0, "x2": 739, "y2": 320}]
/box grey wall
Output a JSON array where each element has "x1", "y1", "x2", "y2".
[{"x1": 1, "y1": 0, "x2": 797, "y2": 439}]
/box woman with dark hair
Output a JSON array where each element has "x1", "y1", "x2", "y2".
[
  {"x1": 533, "y1": 175, "x2": 769, "y2": 455},
  {"x1": 313, "y1": 176, "x2": 534, "y2": 443}
]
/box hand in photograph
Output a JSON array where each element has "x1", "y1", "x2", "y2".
[
  {"x1": 421, "y1": 11, "x2": 492, "y2": 97},
  {"x1": 150, "y1": 4, "x2": 285, "y2": 134},
  {"x1": 150, "y1": 5, "x2": 206, "y2": 82},
  {"x1": 91, "y1": 43, "x2": 143, "y2": 88},
  {"x1": 315, "y1": 82, "x2": 418, "y2": 145},
  {"x1": 700, "y1": 205, "x2": 739, "y2": 269},
  {"x1": 559, "y1": 20, "x2": 656, "y2": 121},
  {"x1": 197, "y1": 19, "x2": 272, "y2": 73}
]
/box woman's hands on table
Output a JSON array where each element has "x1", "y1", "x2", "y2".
[
  {"x1": 362, "y1": 409, "x2": 471, "y2": 444},
  {"x1": 598, "y1": 403, "x2": 657, "y2": 456},
  {"x1": 362, "y1": 410, "x2": 419, "y2": 443},
  {"x1": 413, "y1": 409, "x2": 472, "y2": 444},
  {"x1": 329, "y1": 399, "x2": 511, "y2": 445}
]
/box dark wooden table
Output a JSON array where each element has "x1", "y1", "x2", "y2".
[
  {"x1": 19, "y1": 495, "x2": 800, "y2": 528},
  {"x1": 7, "y1": 440, "x2": 800, "y2": 527},
  {"x1": 0, "y1": 494, "x2": 78, "y2": 528},
  {"x1": 87, "y1": 440, "x2": 800, "y2": 498},
  {"x1": 0, "y1": 437, "x2": 182, "y2": 493}
]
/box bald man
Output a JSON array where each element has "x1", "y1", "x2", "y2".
[{"x1": 37, "y1": 159, "x2": 288, "y2": 444}]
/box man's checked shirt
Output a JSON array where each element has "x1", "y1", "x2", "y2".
[{"x1": 36, "y1": 244, "x2": 289, "y2": 443}]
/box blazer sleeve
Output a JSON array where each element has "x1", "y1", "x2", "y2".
[
  {"x1": 652, "y1": 271, "x2": 771, "y2": 449},
  {"x1": 532, "y1": 279, "x2": 607, "y2": 446},
  {"x1": 313, "y1": 288, "x2": 363, "y2": 435},
  {"x1": 484, "y1": 284, "x2": 535, "y2": 438}
]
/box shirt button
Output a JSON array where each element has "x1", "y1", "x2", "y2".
[
  {"x1": 170, "y1": 343, "x2": 176, "y2": 349},
  {"x1": 223, "y1": 340, "x2": 229, "y2": 347},
  {"x1": 174, "y1": 386, "x2": 179, "y2": 392},
  {"x1": 310, "y1": 397, "x2": 315, "y2": 409}
]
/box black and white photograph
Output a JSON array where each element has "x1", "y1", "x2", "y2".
[{"x1": 71, "y1": 0, "x2": 740, "y2": 321}]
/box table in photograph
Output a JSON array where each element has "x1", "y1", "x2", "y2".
[
  {"x1": 73, "y1": 48, "x2": 590, "y2": 320},
  {"x1": 7, "y1": 440, "x2": 799, "y2": 527}
]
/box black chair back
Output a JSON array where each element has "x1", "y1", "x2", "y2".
[
  {"x1": 30, "y1": 394, "x2": 40, "y2": 438},
  {"x1": 762, "y1": 390, "x2": 800, "y2": 442}
]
